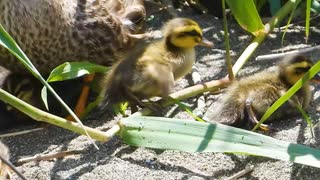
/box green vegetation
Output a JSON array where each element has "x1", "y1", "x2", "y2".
[{"x1": 0, "y1": 0, "x2": 319, "y2": 168}]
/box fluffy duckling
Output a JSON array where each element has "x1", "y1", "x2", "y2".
[
  {"x1": 101, "y1": 18, "x2": 213, "y2": 111},
  {"x1": 204, "y1": 55, "x2": 315, "y2": 130}
]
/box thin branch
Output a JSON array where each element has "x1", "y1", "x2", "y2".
[
  {"x1": 0, "y1": 155, "x2": 27, "y2": 180},
  {"x1": 222, "y1": 0, "x2": 234, "y2": 80},
  {"x1": 255, "y1": 45, "x2": 320, "y2": 61},
  {"x1": 227, "y1": 165, "x2": 254, "y2": 180},
  {"x1": 15, "y1": 150, "x2": 85, "y2": 166},
  {"x1": 0, "y1": 128, "x2": 44, "y2": 138},
  {"x1": 132, "y1": 77, "x2": 230, "y2": 117}
]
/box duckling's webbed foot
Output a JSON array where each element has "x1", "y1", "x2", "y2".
[
  {"x1": 124, "y1": 88, "x2": 162, "y2": 114},
  {"x1": 245, "y1": 98, "x2": 271, "y2": 131}
]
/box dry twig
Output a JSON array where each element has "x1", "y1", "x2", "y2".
[
  {"x1": 15, "y1": 150, "x2": 85, "y2": 166},
  {"x1": 255, "y1": 45, "x2": 320, "y2": 61},
  {"x1": 227, "y1": 165, "x2": 254, "y2": 180},
  {"x1": 0, "y1": 128, "x2": 44, "y2": 138}
]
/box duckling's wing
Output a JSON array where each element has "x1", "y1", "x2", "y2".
[{"x1": 131, "y1": 61, "x2": 175, "y2": 98}]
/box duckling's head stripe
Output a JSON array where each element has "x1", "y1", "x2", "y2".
[
  {"x1": 163, "y1": 18, "x2": 206, "y2": 48},
  {"x1": 163, "y1": 18, "x2": 203, "y2": 38}
]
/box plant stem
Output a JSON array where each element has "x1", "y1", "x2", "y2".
[
  {"x1": 0, "y1": 88, "x2": 111, "y2": 142},
  {"x1": 232, "y1": 0, "x2": 302, "y2": 76},
  {"x1": 222, "y1": 0, "x2": 234, "y2": 80},
  {"x1": 132, "y1": 78, "x2": 230, "y2": 117}
]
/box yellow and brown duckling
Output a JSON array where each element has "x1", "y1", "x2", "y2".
[
  {"x1": 100, "y1": 18, "x2": 213, "y2": 112},
  {"x1": 204, "y1": 55, "x2": 316, "y2": 130}
]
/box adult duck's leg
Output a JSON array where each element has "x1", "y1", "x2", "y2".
[{"x1": 66, "y1": 74, "x2": 95, "y2": 121}]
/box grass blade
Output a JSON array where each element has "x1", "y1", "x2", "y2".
[
  {"x1": 119, "y1": 116, "x2": 320, "y2": 168},
  {"x1": 281, "y1": 1, "x2": 299, "y2": 47}
]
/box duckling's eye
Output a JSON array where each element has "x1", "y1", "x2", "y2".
[
  {"x1": 295, "y1": 67, "x2": 311, "y2": 74},
  {"x1": 177, "y1": 30, "x2": 201, "y2": 38}
]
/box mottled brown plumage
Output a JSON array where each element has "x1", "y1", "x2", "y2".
[
  {"x1": 0, "y1": 0, "x2": 146, "y2": 127},
  {"x1": 0, "y1": 0, "x2": 145, "y2": 74},
  {"x1": 204, "y1": 55, "x2": 314, "y2": 130}
]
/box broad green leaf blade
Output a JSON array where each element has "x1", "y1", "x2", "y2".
[
  {"x1": 226, "y1": 0, "x2": 265, "y2": 36},
  {"x1": 47, "y1": 62, "x2": 109, "y2": 82},
  {"x1": 119, "y1": 116, "x2": 320, "y2": 168},
  {"x1": 253, "y1": 59, "x2": 320, "y2": 131}
]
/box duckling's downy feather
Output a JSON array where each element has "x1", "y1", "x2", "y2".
[
  {"x1": 204, "y1": 55, "x2": 313, "y2": 128},
  {"x1": 100, "y1": 18, "x2": 212, "y2": 110}
]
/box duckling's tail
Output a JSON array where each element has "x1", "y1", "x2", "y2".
[
  {"x1": 88, "y1": 71, "x2": 128, "y2": 119},
  {"x1": 204, "y1": 100, "x2": 246, "y2": 128}
]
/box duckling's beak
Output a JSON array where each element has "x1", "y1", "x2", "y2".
[{"x1": 198, "y1": 38, "x2": 214, "y2": 47}]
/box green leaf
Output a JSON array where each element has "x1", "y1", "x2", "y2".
[
  {"x1": 226, "y1": 0, "x2": 265, "y2": 36},
  {"x1": 41, "y1": 86, "x2": 49, "y2": 110},
  {"x1": 41, "y1": 61, "x2": 109, "y2": 111},
  {"x1": 119, "y1": 116, "x2": 320, "y2": 168},
  {"x1": 47, "y1": 61, "x2": 109, "y2": 82},
  {"x1": 311, "y1": 0, "x2": 320, "y2": 13},
  {"x1": 253, "y1": 59, "x2": 320, "y2": 131}
]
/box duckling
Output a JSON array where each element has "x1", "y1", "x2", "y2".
[
  {"x1": 0, "y1": 0, "x2": 146, "y2": 74},
  {"x1": 100, "y1": 18, "x2": 213, "y2": 112},
  {"x1": 204, "y1": 55, "x2": 315, "y2": 130}
]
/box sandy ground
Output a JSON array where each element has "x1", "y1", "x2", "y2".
[{"x1": 2, "y1": 3, "x2": 320, "y2": 180}]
